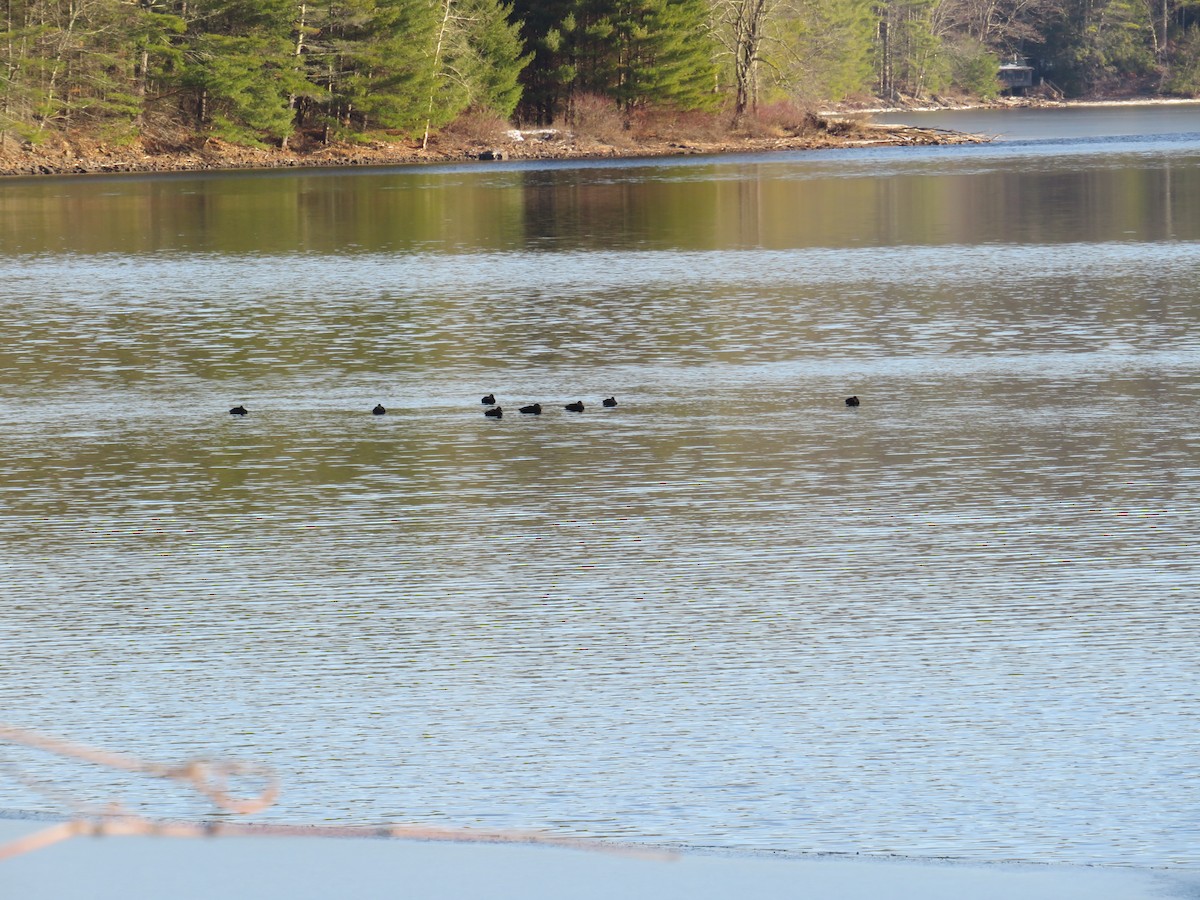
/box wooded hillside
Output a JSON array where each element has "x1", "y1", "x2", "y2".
[{"x1": 2, "y1": 0, "x2": 1198, "y2": 148}]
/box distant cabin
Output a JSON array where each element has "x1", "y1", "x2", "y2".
[{"x1": 999, "y1": 59, "x2": 1034, "y2": 94}]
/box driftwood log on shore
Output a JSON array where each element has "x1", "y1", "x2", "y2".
[{"x1": 0, "y1": 122, "x2": 988, "y2": 178}]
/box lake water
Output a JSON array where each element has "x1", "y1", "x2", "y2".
[{"x1": 1, "y1": 105, "x2": 1198, "y2": 868}]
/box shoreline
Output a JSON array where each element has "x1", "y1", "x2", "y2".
[
  {"x1": 0, "y1": 122, "x2": 986, "y2": 180},
  {"x1": 2, "y1": 94, "x2": 1195, "y2": 179},
  {"x1": 829, "y1": 94, "x2": 1200, "y2": 115}
]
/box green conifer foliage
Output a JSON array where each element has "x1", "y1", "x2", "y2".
[
  {"x1": 771, "y1": 0, "x2": 874, "y2": 104},
  {"x1": 509, "y1": 0, "x2": 577, "y2": 122},
  {"x1": 416, "y1": 0, "x2": 529, "y2": 144},
  {"x1": 129, "y1": 6, "x2": 188, "y2": 113},
  {"x1": 876, "y1": 0, "x2": 945, "y2": 100},
  {"x1": 180, "y1": 0, "x2": 307, "y2": 144},
  {"x1": 3, "y1": 0, "x2": 1198, "y2": 147},
  {"x1": 1167, "y1": 25, "x2": 1200, "y2": 94},
  {"x1": 1, "y1": 0, "x2": 186, "y2": 139},
  {"x1": 296, "y1": 0, "x2": 376, "y2": 139},
  {"x1": 452, "y1": 0, "x2": 530, "y2": 116},
  {"x1": 513, "y1": 0, "x2": 717, "y2": 120},
  {"x1": 187, "y1": 33, "x2": 306, "y2": 142},
  {"x1": 1091, "y1": 0, "x2": 1157, "y2": 77},
  {"x1": 616, "y1": 0, "x2": 719, "y2": 110},
  {"x1": 340, "y1": 0, "x2": 441, "y2": 134},
  {"x1": 568, "y1": 0, "x2": 620, "y2": 100}
]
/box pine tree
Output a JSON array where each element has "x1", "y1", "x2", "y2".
[
  {"x1": 773, "y1": 0, "x2": 875, "y2": 103},
  {"x1": 452, "y1": 0, "x2": 529, "y2": 116},
  {"x1": 515, "y1": 0, "x2": 717, "y2": 119},
  {"x1": 128, "y1": 3, "x2": 187, "y2": 123},
  {"x1": 180, "y1": 0, "x2": 307, "y2": 143},
  {"x1": 1166, "y1": 24, "x2": 1200, "y2": 93},
  {"x1": 420, "y1": 0, "x2": 528, "y2": 144},
  {"x1": 551, "y1": 0, "x2": 614, "y2": 103},
  {"x1": 295, "y1": 0, "x2": 372, "y2": 140},
  {"x1": 1, "y1": 0, "x2": 184, "y2": 137},
  {"x1": 875, "y1": 0, "x2": 945, "y2": 100},
  {"x1": 323, "y1": 0, "x2": 440, "y2": 136},
  {"x1": 614, "y1": 0, "x2": 718, "y2": 110},
  {"x1": 509, "y1": 0, "x2": 577, "y2": 122}
]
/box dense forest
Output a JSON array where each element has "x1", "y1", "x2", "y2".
[{"x1": 2, "y1": 0, "x2": 1199, "y2": 147}]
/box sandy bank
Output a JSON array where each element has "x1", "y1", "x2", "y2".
[{"x1": 1, "y1": 818, "x2": 1197, "y2": 900}]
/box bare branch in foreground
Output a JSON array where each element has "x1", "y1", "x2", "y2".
[{"x1": 0, "y1": 723, "x2": 671, "y2": 863}]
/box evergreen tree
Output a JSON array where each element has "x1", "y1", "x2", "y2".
[
  {"x1": 509, "y1": 0, "x2": 577, "y2": 121},
  {"x1": 512, "y1": 0, "x2": 716, "y2": 122},
  {"x1": 320, "y1": 0, "x2": 440, "y2": 135},
  {"x1": 295, "y1": 0, "x2": 373, "y2": 139},
  {"x1": 771, "y1": 0, "x2": 875, "y2": 103},
  {"x1": 876, "y1": 0, "x2": 945, "y2": 99},
  {"x1": 128, "y1": 2, "x2": 188, "y2": 120},
  {"x1": 571, "y1": 0, "x2": 621, "y2": 100},
  {"x1": 613, "y1": 0, "x2": 719, "y2": 110},
  {"x1": 412, "y1": 0, "x2": 531, "y2": 145},
  {"x1": 452, "y1": 0, "x2": 529, "y2": 115},
  {"x1": 2, "y1": 0, "x2": 1195, "y2": 147},
  {"x1": 1092, "y1": 0, "x2": 1158, "y2": 77},
  {"x1": 180, "y1": 0, "x2": 307, "y2": 143},
  {"x1": 1, "y1": 0, "x2": 184, "y2": 138},
  {"x1": 1166, "y1": 24, "x2": 1200, "y2": 92},
  {"x1": 1039, "y1": 0, "x2": 1158, "y2": 92}
]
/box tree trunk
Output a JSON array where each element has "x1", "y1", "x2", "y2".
[
  {"x1": 136, "y1": 46, "x2": 149, "y2": 126},
  {"x1": 422, "y1": 0, "x2": 455, "y2": 151},
  {"x1": 730, "y1": 0, "x2": 768, "y2": 125},
  {"x1": 2, "y1": 0, "x2": 12, "y2": 147},
  {"x1": 283, "y1": 2, "x2": 306, "y2": 150}
]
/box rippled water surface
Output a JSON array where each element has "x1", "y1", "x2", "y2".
[{"x1": 1, "y1": 107, "x2": 1198, "y2": 867}]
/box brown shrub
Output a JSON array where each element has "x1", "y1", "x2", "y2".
[
  {"x1": 737, "y1": 102, "x2": 874, "y2": 139},
  {"x1": 440, "y1": 108, "x2": 515, "y2": 146},
  {"x1": 628, "y1": 105, "x2": 730, "y2": 143},
  {"x1": 749, "y1": 101, "x2": 824, "y2": 136},
  {"x1": 134, "y1": 110, "x2": 197, "y2": 153},
  {"x1": 569, "y1": 93, "x2": 630, "y2": 146},
  {"x1": 820, "y1": 112, "x2": 873, "y2": 138}
]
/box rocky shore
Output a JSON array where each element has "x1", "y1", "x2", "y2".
[
  {"x1": 5, "y1": 91, "x2": 1196, "y2": 177},
  {"x1": 0, "y1": 120, "x2": 988, "y2": 178}
]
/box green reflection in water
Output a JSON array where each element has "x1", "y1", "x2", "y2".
[{"x1": 1, "y1": 147, "x2": 1197, "y2": 255}]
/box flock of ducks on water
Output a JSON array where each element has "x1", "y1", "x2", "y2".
[
  {"x1": 479, "y1": 394, "x2": 617, "y2": 419},
  {"x1": 229, "y1": 395, "x2": 861, "y2": 417}
]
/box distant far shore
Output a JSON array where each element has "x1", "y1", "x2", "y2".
[
  {"x1": 831, "y1": 93, "x2": 1200, "y2": 115},
  {"x1": 2, "y1": 94, "x2": 1196, "y2": 178}
]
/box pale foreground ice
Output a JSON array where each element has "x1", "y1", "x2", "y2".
[{"x1": 2, "y1": 817, "x2": 1199, "y2": 900}]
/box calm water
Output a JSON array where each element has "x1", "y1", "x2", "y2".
[{"x1": 1, "y1": 106, "x2": 1198, "y2": 868}]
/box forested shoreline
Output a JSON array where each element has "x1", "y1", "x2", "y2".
[{"x1": 2, "y1": 0, "x2": 1198, "y2": 160}]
